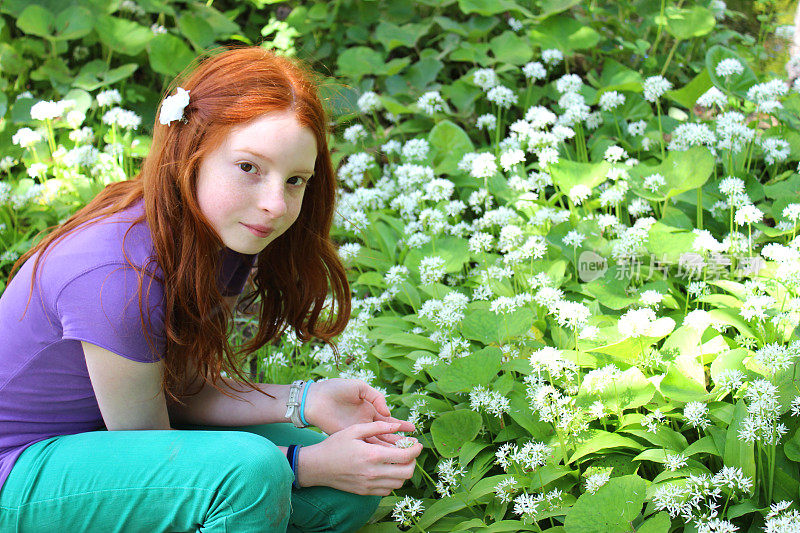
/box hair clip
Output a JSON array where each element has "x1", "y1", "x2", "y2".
[{"x1": 159, "y1": 87, "x2": 190, "y2": 126}]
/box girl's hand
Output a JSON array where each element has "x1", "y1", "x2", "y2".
[
  {"x1": 303, "y1": 378, "x2": 415, "y2": 438},
  {"x1": 297, "y1": 421, "x2": 423, "y2": 496}
]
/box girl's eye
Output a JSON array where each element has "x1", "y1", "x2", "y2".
[
  {"x1": 238, "y1": 162, "x2": 256, "y2": 174},
  {"x1": 287, "y1": 176, "x2": 307, "y2": 186}
]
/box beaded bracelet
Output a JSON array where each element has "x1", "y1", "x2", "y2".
[{"x1": 286, "y1": 444, "x2": 302, "y2": 489}]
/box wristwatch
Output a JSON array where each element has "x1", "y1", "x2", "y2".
[{"x1": 285, "y1": 380, "x2": 309, "y2": 428}]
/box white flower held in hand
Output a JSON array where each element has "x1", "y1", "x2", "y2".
[{"x1": 159, "y1": 87, "x2": 190, "y2": 126}]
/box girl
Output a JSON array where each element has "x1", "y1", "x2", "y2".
[{"x1": 0, "y1": 47, "x2": 421, "y2": 532}]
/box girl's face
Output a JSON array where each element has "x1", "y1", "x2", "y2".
[{"x1": 196, "y1": 110, "x2": 317, "y2": 255}]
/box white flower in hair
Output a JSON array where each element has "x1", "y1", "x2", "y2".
[{"x1": 159, "y1": 87, "x2": 190, "y2": 126}]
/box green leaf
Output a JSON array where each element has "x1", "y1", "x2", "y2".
[
  {"x1": 95, "y1": 15, "x2": 154, "y2": 56},
  {"x1": 374, "y1": 21, "x2": 431, "y2": 51},
  {"x1": 458, "y1": 0, "x2": 532, "y2": 17},
  {"x1": 535, "y1": 0, "x2": 582, "y2": 19},
  {"x1": 53, "y1": 6, "x2": 94, "y2": 40},
  {"x1": 336, "y1": 46, "x2": 385, "y2": 80},
  {"x1": 16, "y1": 5, "x2": 55, "y2": 37},
  {"x1": 406, "y1": 57, "x2": 444, "y2": 91},
  {"x1": 646, "y1": 222, "x2": 695, "y2": 264},
  {"x1": 578, "y1": 367, "x2": 656, "y2": 412},
  {"x1": 489, "y1": 31, "x2": 533, "y2": 65},
  {"x1": 724, "y1": 400, "x2": 756, "y2": 481},
  {"x1": 631, "y1": 145, "x2": 715, "y2": 201},
  {"x1": 783, "y1": 426, "x2": 800, "y2": 462},
  {"x1": 666, "y1": 69, "x2": 712, "y2": 110},
  {"x1": 528, "y1": 15, "x2": 601, "y2": 52},
  {"x1": 568, "y1": 430, "x2": 644, "y2": 464},
  {"x1": 659, "y1": 361, "x2": 708, "y2": 402},
  {"x1": 460, "y1": 304, "x2": 535, "y2": 345},
  {"x1": 662, "y1": 6, "x2": 715, "y2": 40},
  {"x1": 147, "y1": 33, "x2": 195, "y2": 77},
  {"x1": 636, "y1": 512, "x2": 671, "y2": 533},
  {"x1": 549, "y1": 159, "x2": 612, "y2": 193},
  {"x1": 73, "y1": 60, "x2": 139, "y2": 91},
  {"x1": 430, "y1": 409, "x2": 483, "y2": 458},
  {"x1": 428, "y1": 347, "x2": 502, "y2": 393},
  {"x1": 428, "y1": 119, "x2": 475, "y2": 174},
  {"x1": 382, "y1": 332, "x2": 440, "y2": 352},
  {"x1": 564, "y1": 475, "x2": 647, "y2": 532},
  {"x1": 0, "y1": 43, "x2": 29, "y2": 75},
  {"x1": 178, "y1": 13, "x2": 216, "y2": 50},
  {"x1": 705, "y1": 46, "x2": 759, "y2": 99},
  {"x1": 597, "y1": 59, "x2": 643, "y2": 94}
]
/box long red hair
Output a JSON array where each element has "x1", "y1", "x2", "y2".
[{"x1": 7, "y1": 46, "x2": 350, "y2": 404}]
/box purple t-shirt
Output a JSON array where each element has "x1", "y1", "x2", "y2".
[{"x1": 0, "y1": 198, "x2": 256, "y2": 492}]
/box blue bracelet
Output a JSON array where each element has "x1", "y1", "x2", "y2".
[
  {"x1": 299, "y1": 379, "x2": 314, "y2": 427},
  {"x1": 286, "y1": 444, "x2": 302, "y2": 489}
]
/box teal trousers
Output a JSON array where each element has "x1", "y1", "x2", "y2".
[{"x1": 0, "y1": 423, "x2": 380, "y2": 532}]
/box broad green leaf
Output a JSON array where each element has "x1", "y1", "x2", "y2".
[
  {"x1": 662, "y1": 6, "x2": 715, "y2": 40},
  {"x1": 458, "y1": 0, "x2": 532, "y2": 17},
  {"x1": 660, "y1": 361, "x2": 708, "y2": 402},
  {"x1": 564, "y1": 475, "x2": 647, "y2": 532},
  {"x1": 374, "y1": 21, "x2": 431, "y2": 51},
  {"x1": 382, "y1": 332, "x2": 440, "y2": 352},
  {"x1": 147, "y1": 33, "x2": 195, "y2": 77},
  {"x1": 508, "y1": 384, "x2": 552, "y2": 439},
  {"x1": 636, "y1": 512, "x2": 671, "y2": 533},
  {"x1": 646, "y1": 222, "x2": 696, "y2": 263},
  {"x1": 709, "y1": 348, "x2": 749, "y2": 386},
  {"x1": 95, "y1": 15, "x2": 154, "y2": 56},
  {"x1": 431, "y1": 409, "x2": 483, "y2": 458},
  {"x1": 623, "y1": 427, "x2": 688, "y2": 451},
  {"x1": 597, "y1": 59, "x2": 643, "y2": 94},
  {"x1": 450, "y1": 41, "x2": 494, "y2": 66},
  {"x1": 16, "y1": 5, "x2": 55, "y2": 37},
  {"x1": 428, "y1": 119, "x2": 475, "y2": 174},
  {"x1": 705, "y1": 45, "x2": 759, "y2": 98},
  {"x1": 535, "y1": 0, "x2": 582, "y2": 19},
  {"x1": 578, "y1": 367, "x2": 655, "y2": 412},
  {"x1": 528, "y1": 15, "x2": 601, "y2": 52},
  {"x1": 428, "y1": 346, "x2": 502, "y2": 393},
  {"x1": 683, "y1": 435, "x2": 721, "y2": 457},
  {"x1": 336, "y1": 46, "x2": 385, "y2": 80},
  {"x1": 53, "y1": 6, "x2": 94, "y2": 40},
  {"x1": 783, "y1": 426, "x2": 800, "y2": 462},
  {"x1": 460, "y1": 304, "x2": 535, "y2": 345},
  {"x1": 569, "y1": 430, "x2": 644, "y2": 464},
  {"x1": 406, "y1": 57, "x2": 444, "y2": 89},
  {"x1": 724, "y1": 400, "x2": 756, "y2": 481},
  {"x1": 73, "y1": 60, "x2": 139, "y2": 91},
  {"x1": 178, "y1": 13, "x2": 216, "y2": 50},
  {"x1": 549, "y1": 159, "x2": 611, "y2": 193},
  {"x1": 632, "y1": 145, "x2": 715, "y2": 201},
  {"x1": 666, "y1": 69, "x2": 713, "y2": 110},
  {"x1": 489, "y1": 31, "x2": 533, "y2": 65},
  {"x1": 415, "y1": 495, "x2": 470, "y2": 530},
  {"x1": 0, "y1": 43, "x2": 28, "y2": 75}
]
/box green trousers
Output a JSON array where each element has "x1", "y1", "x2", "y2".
[{"x1": 0, "y1": 423, "x2": 380, "y2": 532}]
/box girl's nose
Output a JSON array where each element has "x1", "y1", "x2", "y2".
[{"x1": 258, "y1": 180, "x2": 288, "y2": 218}]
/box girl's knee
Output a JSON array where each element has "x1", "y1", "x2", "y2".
[{"x1": 224, "y1": 432, "x2": 294, "y2": 489}]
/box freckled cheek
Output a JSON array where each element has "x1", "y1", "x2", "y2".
[{"x1": 201, "y1": 178, "x2": 250, "y2": 222}]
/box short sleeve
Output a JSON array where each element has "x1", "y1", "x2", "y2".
[
  {"x1": 219, "y1": 249, "x2": 257, "y2": 297},
  {"x1": 57, "y1": 263, "x2": 166, "y2": 363}
]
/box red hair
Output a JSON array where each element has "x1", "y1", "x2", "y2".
[{"x1": 8, "y1": 46, "x2": 350, "y2": 404}]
